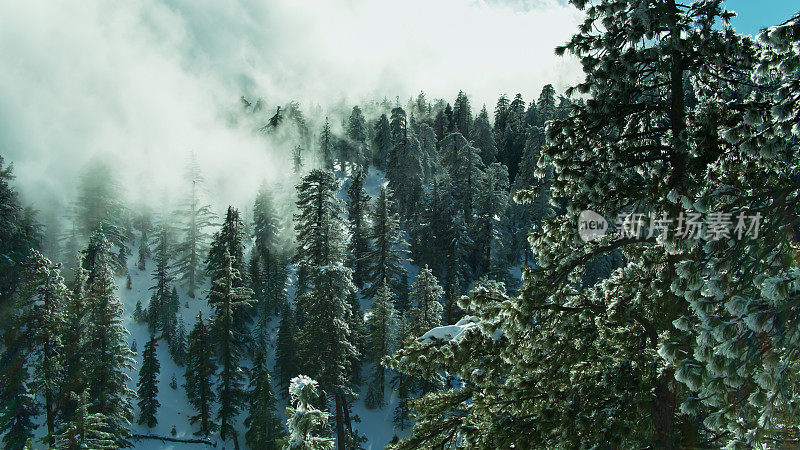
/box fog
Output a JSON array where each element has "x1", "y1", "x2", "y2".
[{"x1": 0, "y1": 0, "x2": 582, "y2": 214}]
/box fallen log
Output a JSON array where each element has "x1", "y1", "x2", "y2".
[{"x1": 132, "y1": 433, "x2": 216, "y2": 447}]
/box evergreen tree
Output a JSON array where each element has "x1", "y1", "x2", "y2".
[
  {"x1": 82, "y1": 232, "x2": 135, "y2": 447},
  {"x1": 133, "y1": 209, "x2": 152, "y2": 272},
  {"x1": 364, "y1": 282, "x2": 398, "y2": 408},
  {"x1": 208, "y1": 249, "x2": 253, "y2": 444},
  {"x1": 275, "y1": 303, "x2": 299, "y2": 395},
  {"x1": 0, "y1": 300, "x2": 38, "y2": 450},
  {"x1": 284, "y1": 375, "x2": 334, "y2": 450},
  {"x1": 452, "y1": 90, "x2": 473, "y2": 137},
  {"x1": 244, "y1": 345, "x2": 282, "y2": 450},
  {"x1": 147, "y1": 220, "x2": 177, "y2": 338},
  {"x1": 136, "y1": 336, "x2": 160, "y2": 428},
  {"x1": 0, "y1": 156, "x2": 41, "y2": 326},
  {"x1": 294, "y1": 169, "x2": 358, "y2": 449},
  {"x1": 347, "y1": 168, "x2": 371, "y2": 289},
  {"x1": 473, "y1": 163, "x2": 512, "y2": 284},
  {"x1": 319, "y1": 117, "x2": 335, "y2": 170},
  {"x1": 470, "y1": 105, "x2": 496, "y2": 165},
  {"x1": 174, "y1": 154, "x2": 215, "y2": 299},
  {"x1": 363, "y1": 187, "x2": 409, "y2": 299},
  {"x1": 407, "y1": 265, "x2": 444, "y2": 336},
  {"x1": 372, "y1": 114, "x2": 392, "y2": 169},
  {"x1": 54, "y1": 391, "x2": 116, "y2": 450},
  {"x1": 346, "y1": 105, "x2": 368, "y2": 167},
  {"x1": 184, "y1": 312, "x2": 217, "y2": 436},
  {"x1": 168, "y1": 315, "x2": 187, "y2": 365},
  {"x1": 386, "y1": 106, "x2": 425, "y2": 218}
]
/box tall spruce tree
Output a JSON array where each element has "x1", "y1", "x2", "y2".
[
  {"x1": 82, "y1": 232, "x2": 135, "y2": 447},
  {"x1": 184, "y1": 312, "x2": 217, "y2": 436},
  {"x1": 363, "y1": 186, "x2": 409, "y2": 299},
  {"x1": 136, "y1": 336, "x2": 160, "y2": 428},
  {"x1": 207, "y1": 249, "x2": 253, "y2": 444},
  {"x1": 244, "y1": 344, "x2": 281, "y2": 450},
  {"x1": 294, "y1": 169, "x2": 358, "y2": 449},
  {"x1": 174, "y1": 154, "x2": 215, "y2": 299},
  {"x1": 347, "y1": 168, "x2": 371, "y2": 289},
  {"x1": 364, "y1": 282, "x2": 398, "y2": 409},
  {"x1": 275, "y1": 303, "x2": 299, "y2": 396}
]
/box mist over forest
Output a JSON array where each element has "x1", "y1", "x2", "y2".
[{"x1": 2, "y1": 1, "x2": 800, "y2": 449}]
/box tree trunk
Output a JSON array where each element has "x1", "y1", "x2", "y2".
[
  {"x1": 653, "y1": 370, "x2": 676, "y2": 449},
  {"x1": 335, "y1": 393, "x2": 346, "y2": 450}
]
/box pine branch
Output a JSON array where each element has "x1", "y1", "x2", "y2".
[{"x1": 132, "y1": 433, "x2": 216, "y2": 447}]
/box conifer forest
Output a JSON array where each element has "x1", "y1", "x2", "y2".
[{"x1": 2, "y1": 1, "x2": 800, "y2": 448}]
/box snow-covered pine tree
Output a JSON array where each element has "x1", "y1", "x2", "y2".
[
  {"x1": 452, "y1": 90, "x2": 473, "y2": 137},
  {"x1": 390, "y1": 1, "x2": 790, "y2": 448},
  {"x1": 364, "y1": 281, "x2": 398, "y2": 409},
  {"x1": 346, "y1": 167, "x2": 371, "y2": 289},
  {"x1": 0, "y1": 156, "x2": 41, "y2": 323},
  {"x1": 207, "y1": 248, "x2": 253, "y2": 444},
  {"x1": 439, "y1": 132, "x2": 485, "y2": 237},
  {"x1": 386, "y1": 107, "x2": 424, "y2": 219},
  {"x1": 284, "y1": 375, "x2": 334, "y2": 450},
  {"x1": 206, "y1": 206, "x2": 252, "y2": 351},
  {"x1": 147, "y1": 220, "x2": 178, "y2": 339},
  {"x1": 275, "y1": 303, "x2": 299, "y2": 396},
  {"x1": 293, "y1": 169, "x2": 358, "y2": 449},
  {"x1": 136, "y1": 336, "x2": 160, "y2": 428},
  {"x1": 11, "y1": 251, "x2": 69, "y2": 446},
  {"x1": 363, "y1": 186, "x2": 409, "y2": 300},
  {"x1": 54, "y1": 391, "x2": 116, "y2": 450},
  {"x1": 498, "y1": 93, "x2": 527, "y2": 182},
  {"x1": 168, "y1": 315, "x2": 187, "y2": 365},
  {"x1": 82, "y1": 232, "x2": 135, "y2": 447},
  {"x1": 407, "y1": 265, "x2": 444, "y2": 337},
  {"x1": 174, "y1": 154, "x2": 215, "y2": 299},
  {"x1": 244, "y1": 344, "x2": 282, "y2": 450},
  {"x1": 184, "y1": 312, "x2": 217, "y2": 436}
]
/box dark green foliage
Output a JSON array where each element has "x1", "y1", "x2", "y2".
[
  {"x1": 347, "y1": 167, "x2": 371, "y2": 290},
  {"x1": 184, "y1": 312, "x2": 217, "y2": 436},
  {"x1": 137, "y1": 337, "x2": 160, "y2": 428},
  {"x1": 244, "y1": 345, "x2": 281, "y2": 450}
]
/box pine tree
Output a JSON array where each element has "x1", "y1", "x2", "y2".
[
  {"x1": 148, "y1": 220, "x2": 177, "y2": 338},
  {"x1": 407, "y1": 265, "x2": 444, "y2": 336},
  {"x1": 15, "y1": 251, "x2": 69, "y2": 446},
  {"x1": 275, "y1": 303, "x2": 299, "y2": 396},
  {"x1": 372, "y1": 114, "x2": 392, "y2": 169},
  {"x1": 137, "y1": 336, "x2": 160, "y2": 428},
  {"x1": 347, "y1": 168, "x2": 371, "y2": 289},
  {"x1": 133, "y1": 209, "x2": 152, "y2": 272},
  {"x1": 174, "y1": 154, "x2": 215, "y2": 299},
  {"x1": 363, "y1": 186, "x2": 409, "y2": 299},
  {"x1": 319, "y1": 117, "x2": 335, "y2": 170},
  {"x1": 452, "y1": 90, "x2": 473, "y2": 137},
  {"x1": 82, "y1": 232, "x2": 135, "y2": 447},
  {"x1": 364, "y1": 282, "x2": 398, "y2": 409},
  {"x1": 386, "y1": 106, "x2": 424, "y2": 218},
  {"x1": 169, "y1": 315, "x2": 187, "y2": 365},
  {"x1": 0, "y1": 156, "x2": 41, "y2": 325},
  {"x1": 0, "y1": 308, "x2": 37, "y2": 450},
  {"x1": 470, "y1": 105, "x2": 496, "y2": 165},
  {"x1": 284, "y1": 375, "x2": 334, "y2": 450},
  {"x1": 293, "y1": 169, "x2": 358, "y2": 449},
  {"x1": 207, "y1": 249, "x2": 253, "y2": 444},
  {"x1": 473, "y1": 163, "x2": 512, "y2": 284},
  {"x1": 244, "y1": 345, "x2": 281, "y2": 450},
  {"x1": 54, "y1": 391, "x2": 116, "y2": 450},
  {"x1": 184, "y1": 312, "x2": 217, "y2": 436}
]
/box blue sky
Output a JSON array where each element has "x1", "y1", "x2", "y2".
[{"x1": 723, "y1": 0, "x2": 798, "y2": 35}]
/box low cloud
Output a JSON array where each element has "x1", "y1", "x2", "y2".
[{"x1": 0, "y1": 0, "x2": 582, "y2": 211}]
